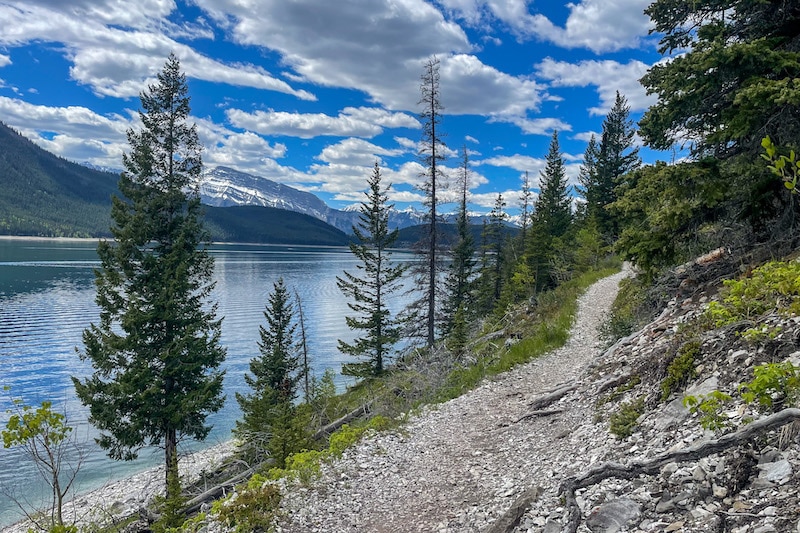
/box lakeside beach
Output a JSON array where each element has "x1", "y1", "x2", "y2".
[{"x1": 1, "y1": 441, "x2": 236, "y2": 533}]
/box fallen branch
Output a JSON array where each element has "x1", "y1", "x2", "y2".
[
  {"x1": 513, "y1": 409, "x2": 564, "y2": 424},
  {"x1": 528, "y1": 383, "x2": 576, "y2": 411},
  {"x1": 484, "y1": 486, "x2": 543, "y2": 533},
  {"x1": 312, "y1": 403, "x2": 371, "y2": 440},
  {"x1": 558, "y1": 408, "x2": 800, "y2": 533},
  {"x1": 182, "y1": 467, "x2": 255, "y2": 515}
]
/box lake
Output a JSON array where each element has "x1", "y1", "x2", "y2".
[{"x1": 0, "y1": 238, "x2": 416, "y2": 527}]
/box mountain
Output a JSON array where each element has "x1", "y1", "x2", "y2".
[
  {"x1": 0, "y1": 121, "x2": 118, "y2": 237},
  {"x1": 204, "y1": 205, "x2": 350, "y2": 246},
  {"x1": 0, "y1": 122, "x2": 348, "y2": 245},
  {"x1": 200, "y1": 166, "x2": 426, "y2": 233}
]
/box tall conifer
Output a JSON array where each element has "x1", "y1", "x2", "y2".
[{"x1": 73, "y1": 54, "x2": 225, "y2": 512}]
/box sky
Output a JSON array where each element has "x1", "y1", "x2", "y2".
[{"x1": 0, "y1": 0, "x2": 669, "y2": 215}]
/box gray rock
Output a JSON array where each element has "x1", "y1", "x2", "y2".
[
  {"x1": 758, "y1": 459, "x2": 793, "y2": 484},
  {"x1": 585, "y1": 498, "x2": 641, "y2": 533}
]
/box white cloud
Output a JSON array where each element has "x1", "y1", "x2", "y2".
[
  {"x1": 226, "y1": 106, "x2": 418, "y2": 139},
  {"x1": 572, "y1": 130, "x2": 601, "y2": 142},
  {"x1": 0, "y1": 54, "x2": 10, "y2": 67},
  {"x1": 498, "y1": 116, "x2": 571, "y2": 135},
  {"x1": 194, "y1": 0, "x2": 546, "y2": 118},
  {"x1": 0, "y1": 2, "x2": 314, "y2": 100},
  {"x1": 465, "y1": 135, "x2": 479, "y2": 144},
  {"x1": 536, "y1": 57, "x2": 655, "y2": 115},
  {"x1": 477, "y1": 154, "x2": 545, "y2": 174},
  {"x1": 440, "y1": 0, "x2": 652, "y2": 54}
]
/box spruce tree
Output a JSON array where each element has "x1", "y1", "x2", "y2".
[
  {"x1": 73, "y1": 54, "x2": 225, "y2": 510},
  {"x1": 476, "y1": 194, "x2": 507, "y2": 312},
  {"x1": 588, "y1": 92, "x2": 640, "y2": 238},
  {"x1": 528, "y1": 130, "x2": 573, "y2": 291},
  {"x1": 443, "y1": 145, "x2": 476, "y2": 333},
  {"x1": 235, "y1": 278, "x2": 304, "y2": 466},
  {"x1": 337, "y1": 163, "x2": 406, "y2": 378}
]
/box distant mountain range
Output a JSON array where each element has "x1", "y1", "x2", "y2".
[
  {"x1": 199, "y1": 165, "x2": 426, "y2": 233},
  {"x1": 0, "y1": 120, "x2": 502, "y2": 245},
  {"x1": 0, "y1": 121, "x2": 349, "y2": 245}
]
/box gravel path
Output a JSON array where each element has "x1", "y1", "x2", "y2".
[{"x1": 279, "y1": 269, "x2": 630, "y2": 533}]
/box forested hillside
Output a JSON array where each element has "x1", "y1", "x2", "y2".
[
  {"x1": 0, "y1": 121, "x2": 351, "y2": 245},
  {"x1": 0, "y1": 121, "x2": 117, "y2": 237}
]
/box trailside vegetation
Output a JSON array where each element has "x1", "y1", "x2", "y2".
[{"x1": 72, "y1": 54, "x2": 226, "y2": 528}]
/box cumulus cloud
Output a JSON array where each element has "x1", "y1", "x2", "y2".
[
  {"x1": 0, "y1": 54, "x2": 10, "y2": 67},
  {"x1": 0, "y1": 1, "x2": 314, "y2": 100},
  {"x1": 536, "y1": 57, "x2": 655, "y2": 115},
  {"x1": 440, "y1": 0, "x2": 652, "y2": 54},
  {"x1": 193, "y1": 0, "x2": 546, "y2": 118},
  {"x1": 226, "y1": 107, "x2": 418, "y2": 139},
  {"x1": 497, "y1": 116, "x2": 572, "y2": 136}
]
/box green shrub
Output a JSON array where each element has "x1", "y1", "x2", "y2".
[
  {"x1": 609, "y1": 397, "x2": 645, "y2": 439},
  {"x1": 683, "y1": 391, "x2": 734, "y2": 431},
  {"x1": 661, "y1": 341, "x2": 700, "y2": 401},
  {"x1": 740, "y1": 362, "x2": 800, "y2": 412},
  {"x1": 596, "y1": 375, "x2": 641, "y2": 407},
  {"x1": 212, "y1": 474, "x2": 281, "y2": 533},
  {"x1": 704, "y1": 261, "x2": 800, "y2": 328}
]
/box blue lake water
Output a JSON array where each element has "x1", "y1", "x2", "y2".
[{"x1": 0, "y1": 238, "x2": 415, "y2": 527}]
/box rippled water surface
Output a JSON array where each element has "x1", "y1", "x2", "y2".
[{"x1": 0, "y1": 238, "x2": 414, "y2": 527}]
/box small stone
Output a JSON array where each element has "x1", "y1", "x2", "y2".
[
  {"x1": 665, "y1": 522, "x2": 685, "y2": 532},
  {"x1": 759, "y1": 506, "x2": 778, "y2": 517},
  {"x1": 712, "y1": 484, "x2": 728, "y2": 499}
]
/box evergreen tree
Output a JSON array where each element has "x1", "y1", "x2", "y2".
[
  {"x1": 528, "y1": 130, "x2": 573, "y2": 291},
  {"x1": 577, "y1": 134, "x2": 599, "y2": 205},
  {"x1": 476, "y1": 194, "x2": 507, "y2": 312},
  {"x1": 443, "y1": 145, "x2": 476, "y2": 332},
  {"x1": 640, "y1": 0, "x2": 800, "y2": 157},
  {"x1": 337, "y1": 163, "x2": 406, "y2": 378},
  {"x1": 519, "y1": 170, "x2": 533, "y2": 243},
  {"x1": 410, "y1": 57, "x2": 448, "y2": 346},
  {"x1": 235, "y1": 278, "x2": 304, "y2": 466},
  {"x1": 73, "y1": 54, "x2": 225, "y2": 511},
  {"x1": 590, "y1": 92, "x2": 640, "y2": 238},
  {"x1": 534, "y1": 131, "x2": 572, "y2": 238}
]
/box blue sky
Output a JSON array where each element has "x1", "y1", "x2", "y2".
[{"x1": 0, "y1": 0, "x2": 667, "y2": 215}]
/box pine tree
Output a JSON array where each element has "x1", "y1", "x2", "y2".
[
  {"x1": 337, "y1": 163, "x2": 406, "y2": 378},
  {"x1": 577, "y1": 134, "x2": 599, "y2": 206},
  {"x1": 409, "y1": 56, "x2": 448, "y2": 346},
  {"x1": 235, "y1": 278, "x2": 304, "y2": 466},
  {"x1": 519, "y1": 170, "x2": 533, "y2": 243},
  {"x1": 443, "y1": 145, "x2": 475, "y2": 333},
  {"x1": 73, "y1": 54, "x2": 225, "y2": 511}
]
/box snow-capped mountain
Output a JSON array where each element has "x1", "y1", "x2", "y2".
[{"x1": 199, "y1": 166, "x2": 425, "y2": 233}]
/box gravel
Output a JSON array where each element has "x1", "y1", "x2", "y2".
[{"x1": 278, "y1": 269, "x2": 630, "y2": 533}]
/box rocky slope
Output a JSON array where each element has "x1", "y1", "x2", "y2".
[{"x1": 276, "y1": 257, "x2": 800, "y2": 533}]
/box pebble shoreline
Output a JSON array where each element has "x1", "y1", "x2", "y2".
[{"x1": 1, "y1": 441, "x2": 236, "y2": 532}]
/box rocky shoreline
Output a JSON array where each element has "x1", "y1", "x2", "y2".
[{"x1": 1, "y1": 441, "x2": 236, "y2": 533}]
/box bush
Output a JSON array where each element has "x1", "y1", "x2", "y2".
[
  {"x1": 609, "y1": 397, "x2": 645, "y2": 439},
  {"x1": 661, "y1": 341, "x2": 700, "y2": 401},
  {"x1": 212, "y1": 474, "x2": 281, "y2": 533},
  {"x1": 704, "y1": 260, "x2": 800, "y2": 328}
]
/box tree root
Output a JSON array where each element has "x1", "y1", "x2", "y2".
[{"x1": 558, "y1": 408, "x2": 800, "y2": 533}]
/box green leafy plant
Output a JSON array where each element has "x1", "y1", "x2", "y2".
[
  {"x1": 703, "y1": 260, "x2": 800, "y2": 328},
  {"x1": 661, "y1": 341, "x2": 700, "y2": 401},
  {"x1": 212, "y1": 474, "x2": 281, "y2": 533},
  {"x1": 609, "y1": 397, "x2": 644, "y2": 439},
  {"x1": 683, "y1": 391, "x2": 734, "y2": 431},
  {"x1": 762, "y1": 136, "x2": 800, "y2": 193},
  {"x1": 740, "y1": 362, "x2": 800, "y2": 412},
  {"x1": 2, "y1": 388, "x2": 82, "y2": 532}
]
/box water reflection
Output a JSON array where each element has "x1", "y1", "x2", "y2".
[{"x1": 0, "y1": 239, "x2": 415, "y2": 527}]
